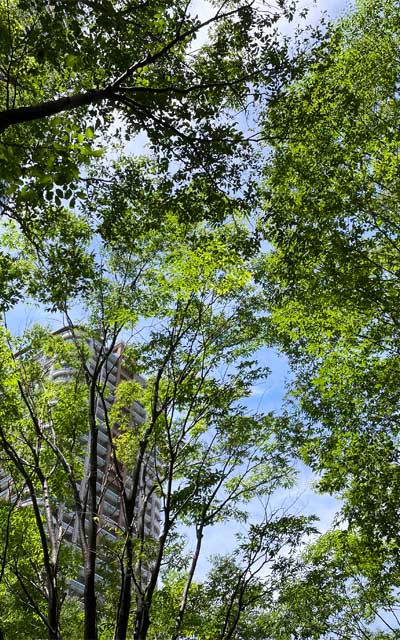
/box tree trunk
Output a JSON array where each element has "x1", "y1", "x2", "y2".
[
  {"x1": 172, "y1": 526, "x2": 204, "y2": 640},
  {"x1": 47, "y1": 571, "x2": 61, "y2": 640},
  {"x1": 133, "y1": 595, "x2": 151, "y2": 640},
  {"x1": 84, "y1": 565, "x2": 97, "y2": 640},
  {"x1": 83, "y1": 382, "x2": 99, "y2": 640},
  {"x1": 114, "y1": 454, "x2": 146, "y2": 640},
  {"x1": 115, "y1": 536, "x2": 133, "y2": 640}
]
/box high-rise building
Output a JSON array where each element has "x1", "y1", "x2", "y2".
[{"x1": 0, "y1": 325, "x2": 161, "y2": 594}]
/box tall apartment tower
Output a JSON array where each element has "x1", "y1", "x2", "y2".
[{"x1": 0, "y1": 326, "x2": 161, "y2": 593}]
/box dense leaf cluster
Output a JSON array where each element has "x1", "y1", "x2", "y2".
[{"x1": 261, "y1": 0, "x2": 400, "y2": 637}]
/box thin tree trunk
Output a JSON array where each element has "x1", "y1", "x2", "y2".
[
  {"x1": 133, "y1": 594, "x2": 151, "y2": 640},
  {"x1": 114, "y1": 441, "x2": 154, "y2": 639},
  {"x1": 83, "y1": 382, "x2": 99, "y2": 640},
  {"x1": 115, "y1": 521, "x2": 134, "y2": 640},
  {"x1": 43, "y1": 479, "x2": 61, "y2": 640},
  {"x1": 47, "y1": 571, "x2": 60, "y2": 640},
  {"x1": 171, "y1": 525, "x2": 204, "y2": 640}
]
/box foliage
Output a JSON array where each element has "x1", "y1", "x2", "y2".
[
  {"x1": 270, "y1": 529, "x2": 400, "y2": 640},
  {"x1": 0, "y1": 163, "x2": 316, "y2": 639},
  {"x1": 4, "y1": 0, "x2": 398, "y2": 636},
  {"x1": 0, "y1": 0, "x2": 302, "y2": 269},
  {"x1": 262, "y1": 0, "x2": 400, "y2": 552},
  {"x1": 260, "y1": 0, "x2": 400, "y2": 634},
  {"x1": 148, "y1": 514, "x2": 317, "y2": 640}
]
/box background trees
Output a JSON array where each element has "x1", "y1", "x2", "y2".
[
  {"x1": 0, "y1": 162, "x2": 317, "y2": 639},
  {"x1": 261, "y1": 0, "x2": 400, "y2": 634},
  {"x1": 2, "y1": 0, "x2": 400, "y2": 637}
]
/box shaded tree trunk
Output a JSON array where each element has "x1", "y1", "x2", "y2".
[
  {"x1": 115, "y1": 534, "x2": 134, "y2": 640},
  {"x1": 83, "y1": 382, "x2": 99, "y2": 640},
  {"x1": 47, "y1": 571, "x2": 60, "y2": 640}
]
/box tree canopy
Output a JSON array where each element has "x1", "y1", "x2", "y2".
[
  {"x1": 0, "y1": 0, "x2": 298, "y2": 240},
  {"x1": 2, "y1": 0, "x2": 400, "y2": 638},
  {"x1": 261, "y1": 0, "x2": 400, "y2": 633},
  {"x1": 0, "y1": 187, "x2": 317, "y2": 639},
  {"x1": 0, "y1": 0, "x2": 304, "y2": 315}
]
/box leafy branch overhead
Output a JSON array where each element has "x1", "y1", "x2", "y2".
[
  {"x1": 0, "y1": 1, "x2": 295, "y2": 149},
  {"x1": 0, "y1": 0, "x2": 302, "y2": 262}
]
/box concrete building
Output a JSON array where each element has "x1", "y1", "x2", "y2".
[{"x1": 0, "y1": 325, "x2": 161, "y2": 593}]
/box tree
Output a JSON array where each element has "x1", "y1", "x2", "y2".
[
  {"x1": 0, "y1": 324, "x2": 90, "y2": 639},
  {"x1": 269, "y1": 529, "x2": 400, "y2": 640},
  {"x1": 260, "y1": 0, "x2": 400, "y2": 617},
  {"x1": 148, "y1": 515, "x2": 316, "y2": 640},
  {"x1": 0, "y1": 0, "x2": 292, "y2": 135},
  {"x1": 0, "y1": 0, "x2": 301, "y2": 267},
  {"x1": 0, "y1": 0, "x2": 309, "y2": 320},
  {"x1": 0, "y1": 164, "x2": 315, "y2": 639}
]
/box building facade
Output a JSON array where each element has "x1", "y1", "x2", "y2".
[{"x1": 0, "y1": 325, "x2": 161, "y2": 594}]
